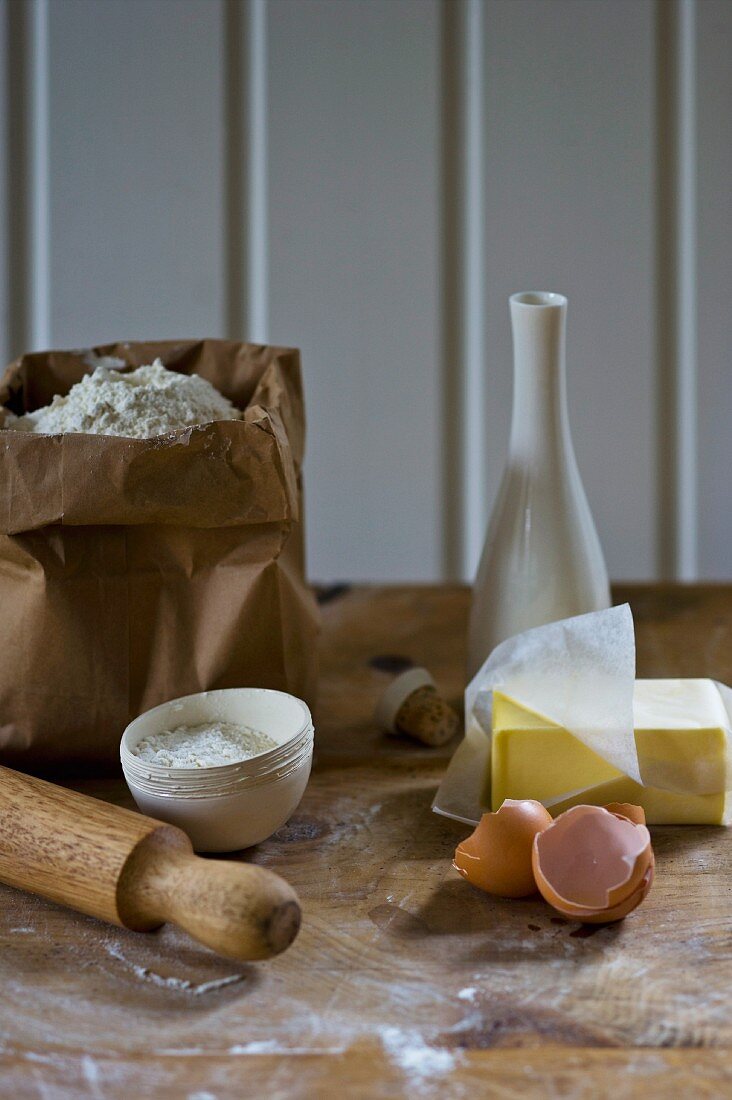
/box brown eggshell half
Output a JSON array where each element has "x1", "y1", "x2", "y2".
[
  {"x1": 453, "y1": 799, "x2": 553, "y2": 898},
  {"x1": 567, "y1": 852, "x2": 655, "y2": 924},
  {"x1": 532, "y1": 805, "x2": 653, "y2": 917},
  {"x1": 604, "y1": 802, "x2": 646, "y2": 825}
]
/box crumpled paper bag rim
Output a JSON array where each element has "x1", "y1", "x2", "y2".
[{"x1": 0, "y1": 339, "x2": 301, "y2": 532}]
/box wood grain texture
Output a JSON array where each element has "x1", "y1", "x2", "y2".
[
  {"x1": 0, "y1": 764, "x2": 175, "y2": 925},
  {"x1": 0, "y1": 584, "x2": 731, "y2": 1099}
]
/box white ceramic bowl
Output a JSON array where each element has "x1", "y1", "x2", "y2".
[{"x1": 121, "y1": 688, "x2": 314, "y2": 852}]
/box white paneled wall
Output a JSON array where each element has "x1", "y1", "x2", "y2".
[
  {"x1": 0, "y1": 0, "x2": 729, "y2": 582},
  {"x1": 49, "y1": 0, "x2": 227, "y2": 344},
  {"x1": 697, "y1": 0, "x2": 732, "y2": 579},
  {"x1": 267, "y1": 0, "x2": 443, "y2": 581},
  {"x1": 481, "y1": 0, "x2": 657, "y2": 582}
]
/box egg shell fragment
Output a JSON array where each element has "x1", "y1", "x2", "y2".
[
  {"x1": 604, "y1": 802, "x2": 646, "y2": 825},
  {"x1": 532, "y1": 804, "x2": 654, "y2": 922},
  {"x1": 453, "y1": 799, "x2": 553, "y2": 898}
]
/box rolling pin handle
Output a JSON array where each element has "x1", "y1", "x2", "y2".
[{"x1": 119, "y1": 830, "x2": 301, "y2": 962}]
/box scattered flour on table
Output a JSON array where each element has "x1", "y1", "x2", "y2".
[
  {"x1": 457, "y1": 986, "x2": 478, "y2": 1003},
  {"x1": 104, "y1": 942, "x2": 245, "y2": 994},
  {"x1": 131, "y1": 721, "x2": 277, "y2": 768},
  {"x1": 6, "y1": 359, "x2": 241, "y2": 438},
  {"x1": 379, "y1": 1027, "x2": 458, "y2": 1080}
]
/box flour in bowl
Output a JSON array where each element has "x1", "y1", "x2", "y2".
[
  {"x1": 132, "y1": 721, "x2": 278, "y2": 768},
  {"x1": 7, "y1": 359, "x2": 241, "y2": 438}
]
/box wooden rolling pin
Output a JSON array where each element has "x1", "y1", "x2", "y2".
[{"x1": 0, "y1": 765, "x2": 300, "y2": 961}]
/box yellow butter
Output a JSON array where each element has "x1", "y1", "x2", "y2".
[{"x1": 490, "y1": 680, "x2": 728, "y2": 824}]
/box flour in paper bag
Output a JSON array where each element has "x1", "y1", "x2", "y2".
[{"x1": 6, "y1": 360, "x2": 241, "y2": 438}]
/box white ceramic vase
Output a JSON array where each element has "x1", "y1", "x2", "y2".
[{"x1": 468, "y1": 291, "x2": 610, "y2": 677}]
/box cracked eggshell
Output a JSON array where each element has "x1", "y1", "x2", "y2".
[
  {"x1": 604, "y1": 802, "x2": 646, "y2": 825},
  {"x1": 573, "y1": 853, "x2": 655, "y2": 923},
  {"x1": 453, "y1": 799, "x2": 553, "y2": 898},
  {"x1": 532, "y1": 805, "x2": 653, "y2": 923}
]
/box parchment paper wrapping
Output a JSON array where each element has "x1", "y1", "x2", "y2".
[
  {"x1": 0, "y1": 340, "x2": 319, "y2": 771},
  {"x1": 433, "y1": 605, "x2": 732, "y2": 825}
]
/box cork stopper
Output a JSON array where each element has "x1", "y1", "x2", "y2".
[{"x1": 375, "y1": 668, "x2": 460, "y2": 748}]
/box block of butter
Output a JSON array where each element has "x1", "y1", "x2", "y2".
[{"x1": 491, "y1": 679, "x2": 729, "y2": 824}]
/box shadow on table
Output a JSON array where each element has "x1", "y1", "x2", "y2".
[
  {"x1": 351, "y1": 783, "x2": 624, "y2": 964},
  {"x1": 411, "y1": 876, "x2": 623, "y2": 964}
]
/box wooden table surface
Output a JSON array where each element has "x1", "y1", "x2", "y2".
[{"x1": 2, "y1": 584, "x2": 732, "y2": 1099}]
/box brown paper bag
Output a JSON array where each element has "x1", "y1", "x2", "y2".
[{"x1": 0, "y1": 340, "x2": 319, "y2": 772}]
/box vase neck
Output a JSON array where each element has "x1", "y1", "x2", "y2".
[{"x1": 508, "y1": 292, "x2": 571, "y2": 458}]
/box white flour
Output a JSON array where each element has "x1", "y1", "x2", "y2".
[
  {"x1": 7, "y1": 359, "x2": 241, "y2": 439},
  {"x1": 132, "y1": 721, "x2": 277, "y2": 768}
]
